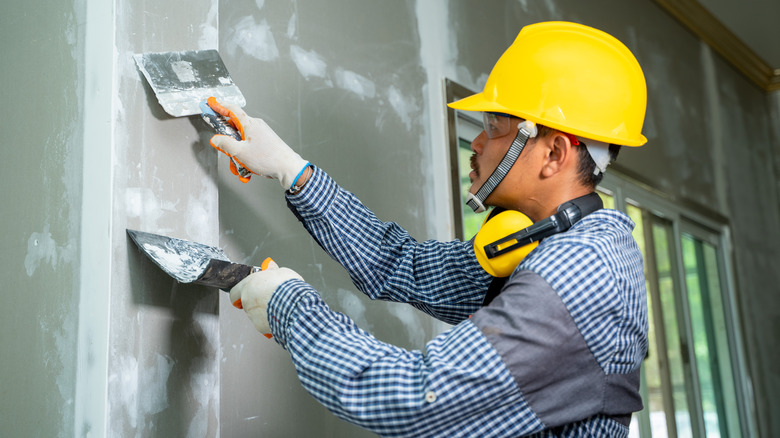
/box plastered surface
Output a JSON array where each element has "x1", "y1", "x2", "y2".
[
  {"x1": 216, "y1": 1, "x2": 780, "y2": 436},
  {"x1": 2, "y1": 0, "x2": 779, "y2": 437},
  {"x1": 0, "y1": 1, "x2": 85, "y2": 436},
  {"x1": 105, "y1": 0, "x2": 222, "y2": 436}
]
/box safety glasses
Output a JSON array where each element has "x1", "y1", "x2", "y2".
[{"x1": 482, "y1": 112, "x2": 519, "y2": 139}]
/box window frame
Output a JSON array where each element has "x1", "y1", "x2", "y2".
[
  {"x1": 445, "y1": 78, "x2": 487, "y2": 240},
  {"x1": 599, "y1": 170, "x2": 757, "y2": 438}
]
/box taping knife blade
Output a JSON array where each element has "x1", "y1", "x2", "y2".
[{"x1": 126, "y1": 229, "x2": 271, "y2": 296}]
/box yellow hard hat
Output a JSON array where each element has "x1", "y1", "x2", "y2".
[{"x1": 449, "y1": 21, "x2": 647, "y2": 147}]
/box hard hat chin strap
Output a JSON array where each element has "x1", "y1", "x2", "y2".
[{"x1": 466, "y1": 120, "x2": 538, "y2": 213}]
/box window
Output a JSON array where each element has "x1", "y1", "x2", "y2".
[
  {"x1": 445, "y1": 79, "x2": 489, "y2": 240},
  {"x1": 599, "y1": 172, "x2": 757, "y2": 438}
]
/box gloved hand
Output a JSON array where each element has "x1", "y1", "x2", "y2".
[
  {"x1": 229, "y1": 260, "x2": 304, "y2": 337},
  {"x1": 208, "y1": 98, "x2": 310, "y2": 190}
]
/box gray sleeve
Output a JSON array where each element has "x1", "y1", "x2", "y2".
[{"x1": 470, "y1": 269, "x2": 641, "y2": 428}]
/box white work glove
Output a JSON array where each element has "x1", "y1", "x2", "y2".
[
  {"x1": 229, "y1": 260, "x2": 303, "y2": 337},
  {"x1": 208, "y1": 99, "x2": 310, "y2": 190}
]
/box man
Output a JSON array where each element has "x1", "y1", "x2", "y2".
[{"x1": 212, "y1": 21, "x2": 649, "y2": 437}]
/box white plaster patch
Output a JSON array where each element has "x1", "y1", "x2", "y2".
[
  {"x1": 138, "y1": 237, "x2": 228, "y2": 283},
  {"x1": 287, "y1": 13, "x2": 297, "y2": 39},
  {"x1": 335, "y1": 288, "x2": 370, "y2": 330},
  {"x1": 65, "y1": 11, "x2": 77, "y2": 48},
  {"x1": 387, "y1": 303, "x2": 426, "y2": 348},
  {"x1": 239, "y1": 243, "x2": 262, "y2": 266},
  {"x1": 387, "y1": 86, "x2": 419, "y2": 130},
  {"x1": 25, "y1": 225, "x2": 58, "y2": 276},
  {"x1": 416, "y1": 0, "x2": 457, "y2": 74},
  {"x1": 171, "y1": 61, "x2": 198, "y2": 83},
  {"x1": 107, "y1": 353, "x2": 175, "y2": 430},
  {"x1": 475, "y1": 73, "x2": 489, "y2": 90},
  {"x1": 125, "y1": 187, "x2": 179, "y2": 229},
  {"x1": 517, "y1": 0, "x2": 529, "y2": 11},
  {"x1": 187, "y1": 406, "x2": 209, "y2": 437},
  {"x1": 185, "y1": 179, "x2": 217, "y2": 243},
  {"x1": 187, "y1": 369, "x2": 217, "y2": 437},
  {"x1": 45, "y1": 312, "x2": 77, "y2": 413},
  {"x1": 416, "y1": 0, "x2": 460, "y2": 241},
  {"x1": 289, "y1": 45, "x2": 329, "y2": 80},
  {"x1": 139, "y1": 354, "x2": 174, "y2": 416},
  {"x1": 543, "y1": 0, "x2": 560, "y2": 15},
  {"x1": 198, "y1": 0, "x2": 219, "y2": 50},
  {"x1": 185, "y1": 200, "x2": 211, "y2": 242},
  {"x1": 225, "y1": 16, "x2": 280, "y2": 61},
  {"x1": 335, "y1": 68, "x2": 376, "y2": 100},
  {"x1": 110, "y1": 355, "x2": 139, "y2": 428},
  {"x1": 190, "y1": 371, "x2": 216, "y2": 411}
]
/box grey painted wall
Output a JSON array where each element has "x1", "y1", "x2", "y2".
[
  {"x1": 217, "y1": 2, "x2": 444, "y2": 436},
  {"x1": 217, "y1": 0, "x2": 780, "y2": 436},
  {"x1": 2, "y1": 0, "x2": 778, "y2": 437},
  {"x1": 1, "y1": 1, "x2": 85, "y2": 436},
  {"x1": 108, "y1": 0, "x2": 223, "y2": 436}
]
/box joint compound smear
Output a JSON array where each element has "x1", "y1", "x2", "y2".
[{"x1": 141, "y1": 238, "x2": 230, "y2": 283}]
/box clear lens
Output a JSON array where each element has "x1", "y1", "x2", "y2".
[{"x1": 482, "y1": 112, "x2": 513, "y2": 139}]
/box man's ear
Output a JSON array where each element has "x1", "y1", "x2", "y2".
[{"x1": 540, "y1": 133, "x2": 571, "y2": 178}]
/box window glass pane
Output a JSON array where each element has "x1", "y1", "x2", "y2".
[
  {"x1": 682, "y1": 235, "x2": 741, "y2": 437},
  {"x1": 702, "y1": 244, "x2": 741, "y2": 438},
  {"x1": 653, "y1": 223, "x2": 693, "y2": 437},
  {"x1": 598, "y1": 190, "x2": 615, "y2": 210},
  {"x1": 627, "y1": 205, "x2": 667, "y2": 437},
  {"x1": 630, "y1": 368, "x2": 653, "y2": 438}
]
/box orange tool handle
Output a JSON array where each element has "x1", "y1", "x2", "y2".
[
  {"x1": 231, "y1": 257, "x2": 276, "y2": 339},
  {"x1": 207, "y1": 97, "x2": 254, "y2": 183},
  {"x1": 232, "y1": 257, "x2": 275, "y2": 310}
]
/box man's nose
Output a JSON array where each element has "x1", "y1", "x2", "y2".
[{"x1": 471, "y1": 131, "x2": 487, "y2": 154}]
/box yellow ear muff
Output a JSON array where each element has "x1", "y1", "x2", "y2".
[{"x1": 474, "y1": 210, "x2": 539, "y2": 277}]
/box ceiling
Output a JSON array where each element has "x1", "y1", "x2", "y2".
[
  {"x1": 655, "y1": 0, "x2": 780, "y2": 92},
  {"x1": 699, "y1": 0, "x2": 780, "y2": 67}
]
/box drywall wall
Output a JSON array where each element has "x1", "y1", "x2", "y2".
[
  {"x1": 216, "y1": 1, "x2": 449, "y2": 436},
  {"x1": 216, "y1": 0, "x2": 778, "y2": 436},
  {"x1": 2, "y1": 0, "x2": 778, "y2": 436},
  {"x1": 0, "y1": 1, "x2": 86, "y2": 436},
  {"x1": 105, "y1": 0, "x2": 223, "y2": 436}
]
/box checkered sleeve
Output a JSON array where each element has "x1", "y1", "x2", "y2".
[
  {"x1": 267, "y1": 279, "x2": 546, "y2": 438},
  {"x1": 285, "y1": 166, "x2": 492, "y2": 324}
]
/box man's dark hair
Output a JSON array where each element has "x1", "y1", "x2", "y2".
[
  {"x1": 575, "y1": 141, "x2": 621, "y2": 188},
  {"x1": 534, "y1": 123, "x2": 620, "y2": 188}
]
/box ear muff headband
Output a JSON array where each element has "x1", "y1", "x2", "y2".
[{"x1": 474, "y1": 192, "x2": 603, "y2": 277}]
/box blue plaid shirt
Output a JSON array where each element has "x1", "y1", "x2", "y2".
[{"x1": 267, "y1": 167, "x2": 647, "y2": 437}]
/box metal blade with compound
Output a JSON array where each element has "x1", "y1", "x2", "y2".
[
  {"x1": 133, "y1": 49, "x2": 246, "y2": 117},
  {"x1": 127, "y1": 229, "x2": 233, "y2": 284}
]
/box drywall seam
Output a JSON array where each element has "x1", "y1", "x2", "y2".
[
  {"x1": 769, "y1": 91, "x2": 780, "y2": 218},
  {"x1": 700, "y1": 42, "x2": 730, "y2": 217},
  {"x1": 74, "y1": 0, "x2": 115, "y2": 436},
  {"x1": 416, "y1": 0, "x2": 462, "y2": 337},
  {"x1": 416, "y1": 0, "x2": 457, "y2": 241}
]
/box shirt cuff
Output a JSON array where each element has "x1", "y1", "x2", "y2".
[
  {"x1": 267, "y1": 278, "x2": 319, "y2": 349},
  {"x1": 284, "y1": 166, "x2": 339, "y2": 221}
]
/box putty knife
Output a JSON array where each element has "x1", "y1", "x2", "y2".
[
  {"x1": 133, "y1": 49, "x2": 252, "y2": 180},
  {"x1": 127, "y1": 229, "x2": 271, "y2": 293}
]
